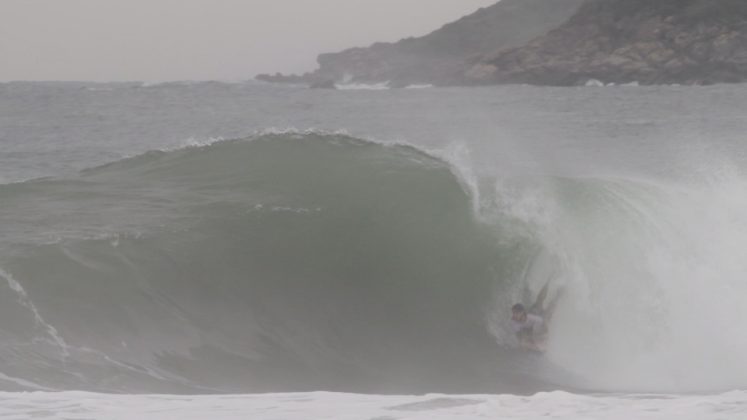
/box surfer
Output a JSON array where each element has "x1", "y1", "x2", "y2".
[{"x1": 510, "y1": 280, "x2": 563, "y2": 353}]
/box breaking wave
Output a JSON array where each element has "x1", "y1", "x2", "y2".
[{"x1": 0, "y1": 133, "x2": 745, "y2": 394}]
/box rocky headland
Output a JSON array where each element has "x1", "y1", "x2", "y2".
[
  {"x1": 470, "y1": 0, "x2": 747, "y2": 86},
  {"x1": 258, "y1": 0, "x2": 747, "y2": 87},
  {"x1": 256, "y1": 0, "x2": 585, "y2": 87}
]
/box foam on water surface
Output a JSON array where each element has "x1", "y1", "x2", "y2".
[{"x1": 0, "y1": 391, "x2": 744, "y2": 420}]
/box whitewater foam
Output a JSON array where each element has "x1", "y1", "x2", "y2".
[
  {"x1": 1, "y1": 391, "x2": 744, "y2": 420},
  {"x1": 485, "y1": 171, "x2": 747, "y2": 392},
  {"x1": 405, "y1": 84, "x2": 435, "y2": 89},
  {"x1": 335, "y1": 81, "x2": 391, "y2": 90},
  {"x1": 0, "y1": 268, "x2": 69, "y2": 357}
]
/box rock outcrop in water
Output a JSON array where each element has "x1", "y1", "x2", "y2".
[
  {"x1": 470, "y1": 0, "x2": 747, "y2": 86},
  {"x1": 256, "y1": 0, "x2": 585, "y2": 87}
]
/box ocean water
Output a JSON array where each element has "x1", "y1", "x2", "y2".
[{"x1": 0, "y1": 81, "x2": 746, "y2": 418}]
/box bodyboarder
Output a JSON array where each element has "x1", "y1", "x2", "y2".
[{"x1": 510, "y1": 279, "x2": 563, "y2": 353}]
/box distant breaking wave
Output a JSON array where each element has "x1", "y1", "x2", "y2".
[
  {"x1": 0, "y1": 133, "x2": 746, "y2": 394},
  {"x1": 335, "y1": 82, "x2": 391, "y2": 90}
]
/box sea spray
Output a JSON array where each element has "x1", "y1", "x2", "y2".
[{"x1": 488, "y1": 174, "x2": 747, "y2": 392}]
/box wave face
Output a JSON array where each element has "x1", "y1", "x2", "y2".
[
  {"x1": 1, "y1": 133, "x2": 747, "y2": 394},
  {"x1": 0, "y1": 134, "x2": 553, "y2": 393}
]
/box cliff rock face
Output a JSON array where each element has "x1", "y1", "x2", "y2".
[
  {"x1": 257, "y1": 0, "x2": 585, "y2": 87},
  {"x1": 472, "y1": 0, "x2": 747, "y2": 86}
]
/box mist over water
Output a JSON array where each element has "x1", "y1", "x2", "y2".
[
  {"x1": 487, "y1": 173, "x2": 747, "y2": 392},
  {"x1": 1, "y1": 82, "x2": 746, "y2": 395}
]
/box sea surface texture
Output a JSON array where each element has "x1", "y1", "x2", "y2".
[{"x1": 0, "y1": 81, "x2": 746, "y2": 418}]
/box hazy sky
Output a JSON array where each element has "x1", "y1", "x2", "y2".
[{"x1": 1, "y1": 0, "x2": 498, "y2": 82}]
